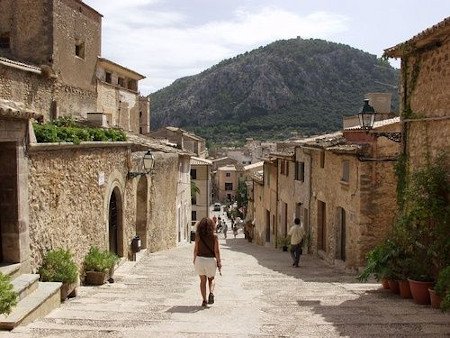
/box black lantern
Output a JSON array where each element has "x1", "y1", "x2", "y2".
[
  {"x1": 128, "y1": 150, "x2": 155, "y2": 178},
  {"x1": 142, "y1": 150, "x2": 155, "y2": 172},
  {"x1": 357, "y1": 99, "x2": 402, "y2": 143},
  {"x1": 358, "y1": 99, "x2": 375, "y2": 130}
]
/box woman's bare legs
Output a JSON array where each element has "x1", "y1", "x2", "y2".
[
  {"x1": 208, "y1": 277, "x2": 215, "y2": 294},
  {"x1": 199, "y1": 275, "x2": 207, "y2": 303}
]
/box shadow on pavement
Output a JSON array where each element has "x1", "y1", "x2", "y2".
[
  {"x1": 166, "y1": 305, "x2": 207, "y2": 314},
  {"x1": 224, "y1": 238, "x2": 450, "y2": 336},
  {"x1": 224, "y1": 237, "x2": 359, "y2": 283}
]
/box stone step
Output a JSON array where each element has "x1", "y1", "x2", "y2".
[
  {"x1": 0, "y1": 263, "x2": 21, "y2": 280},
  {"x1": 11, "y1": 274, "x2": 40, "y2": 301},
  {"x1": 0, "y1": 282, "x2": 61, "y2": 331}
]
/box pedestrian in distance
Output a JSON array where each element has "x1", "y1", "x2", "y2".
[
  {"x1": 232, "y1": 221, "x2": 238, "y2": 238},
  {"x1": 222, "y1": 220, "x2": 228, "y2": 239},
  {"x1": 193, "y1": 218, "x2": 222, "y2": 307},
  {"x1": 288, "y1": 218, "x2": 305, "y2": 268}
]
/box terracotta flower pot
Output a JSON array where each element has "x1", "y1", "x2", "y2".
[
  {"x1": 398, "y1": 280, "x2": 412, "y2": 299},
  {"x1": 408, "y1": 279, "x2": 433, "y2": 305},
  {"x1": 429, "y1": 288, "x2": 442, "y2": 309},
  {"x1": 381, "y1": 279, "x2": 390, "y2": 289},
  {"x1": 84, "y1": 271, "x2": 108, "y2": 285},
  {"x1": 388, "y1": 279, "x2": 400, "y2": 294}
]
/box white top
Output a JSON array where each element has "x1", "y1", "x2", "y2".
[{"x1": 288, "y1": 224, "x2": 305, "y2": 245}]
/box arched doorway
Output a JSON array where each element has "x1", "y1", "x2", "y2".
[
  {"x1": 136, "y1": 176, "x2": 148, "y2": 249},
  {"x1": 108, "y1": 187, "x2": 123, "y2": 256}
]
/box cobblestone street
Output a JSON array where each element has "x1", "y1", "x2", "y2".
[{"x1": 4, "y1": 234, "x2": 450, "y2": 337}]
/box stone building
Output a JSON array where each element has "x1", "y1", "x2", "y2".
[
  {"x1": 151, "y1": 127, "x2": 207, "y2": 158},
  {"x1": 96, "y1": 57, "x2": 147, "y2": 133},
  {"x1": 0, "y1": 0, "x2": 101, "y2": 119},
  {"x1": 216, "y1": 164, "x2": 239, "y2": 202},
  {"x1": 249, "y1": 94, "x2": 401, "y2": 269},
  {"x1": 0, "y1": 2, "x2": 193, "y2": 326},
  {"x1": 384, "y1": 16, "x2": 450, "y2": 173},
  {"x1": 190, "y1": 157, "x2": 212, "y2": 226}
]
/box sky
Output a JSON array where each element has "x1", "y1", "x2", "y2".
[{"x1": 83, "y1": 0, "x2": 450, "y2": 95}]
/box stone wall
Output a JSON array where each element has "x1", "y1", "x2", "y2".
[
  {"x1": 308, "y1": 147, "x2": 397, "y2": 268},
  {"x1": 0, "y1": 0, "x2": 53, "y2": 65},
  {"x1": 147, "y1": 152, "x2": 179, "y2": 252},
  {"x1": 0, "y1": 65, "x2": 97, "y2": 120},
  {"x1": 191, "y1": 165, "x2": 210, "y2": 223},
  {"x1": 27, "y1": 144, "x2": 130, "y2": 269},
  {"x1": 404, "y1": 36, "x2": 450, "y2": 171},
  {"x1": 0, "y1": 117, "x2": 30, "y2": 266},
  {"x1": 97, "y1": 82, "x2": 141, "y2": 133},
  {"x1": 52, "y1": 0, "x2": 101, "y2": 92}
]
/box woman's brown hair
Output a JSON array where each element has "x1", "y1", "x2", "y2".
[{"x1": 196, "y1": 217, "x2": 214, "y2": 237}]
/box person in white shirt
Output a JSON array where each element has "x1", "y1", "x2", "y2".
[{"x1": 288, "y1": 218, "x2": 305, "y2": 267}]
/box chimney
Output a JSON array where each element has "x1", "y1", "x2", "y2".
[{"x1": 365, "y1": 93, "x2": 392, "y2": 114}]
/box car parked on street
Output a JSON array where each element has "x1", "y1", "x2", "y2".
[{"x1": 213, "y1": 203, "x2": 221, "y2": 211}]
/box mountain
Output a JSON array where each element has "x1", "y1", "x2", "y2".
[{"x1": 149, "y1": 38, "x2": 399, "y2": 145}]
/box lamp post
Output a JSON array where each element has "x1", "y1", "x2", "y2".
[
  {"x1": 358, "y1": 99, "x2": 402, "y2": 143},
  {"x1": 128, "y1": 150, "x2": 155, "y2": 178},
  {"x1": 358, "y1": 99, "x2": 375, "y2": 130}
]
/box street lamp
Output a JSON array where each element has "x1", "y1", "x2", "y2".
[
  {"x1": 358, "y1": 99, "x2": 375, "y2": 131},
  {"x1": 128, "y1": 150, "x2": 155, "y2": 178},
  {"x1": 358, "y1": 99, "x2": 402, "y2": 143}
]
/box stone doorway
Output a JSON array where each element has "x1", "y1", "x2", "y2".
[
  {"x1": 335, "y1": 207, "x2": 347, "y2": 261},
  {"x1": 108, "y1": 187, "x2": 123, "y2": 257},
  {"x1": 136, "y1": 176, "x2": 148, "y2": 249},
  {"x1": 0, "y1": 142, "x2": 19, "y2": 263}
]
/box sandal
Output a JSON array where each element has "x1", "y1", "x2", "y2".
[
  {"x1": 208, "y1": 293, "x2": 214, "y2": 304},
  {"x1": 201, "y1": 300, "x2": 208, "y2": 307}
]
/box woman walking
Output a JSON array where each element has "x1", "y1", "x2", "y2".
[{"x1": 193, "y1": 217, "x2": 222, "y2": 307}]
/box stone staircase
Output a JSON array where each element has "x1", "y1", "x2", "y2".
[{"x1": 0, "y1": 263, "x2": 61, "y2": 330}]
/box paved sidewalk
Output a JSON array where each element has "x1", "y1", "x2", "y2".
[{"x1": 4, "y1": 235, "x2": 450, "y2": 337}]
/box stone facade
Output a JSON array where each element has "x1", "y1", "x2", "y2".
[
  {"x1": 0, "y1": 0, "x2": 101, "y2": 119},
  {"x1": 0, "y1": 1, "x2": 188, "y2": 274},
  {"x1": 28, "y1": 144, "x2": 129, "y2": 268},
  {"x1": 96, "y1": 58, "x2": 145, "y2": 133},
  {"x1": 250, "y1": 117, "x2": 401, "y2": 269},
  {"x1": 190, "y1": 157, "x2": 212, "y2": 225},
  {"x1": 216, "y1": 165, "x2": 239, "y2": 203},
  {"x1": 0, "y1": 110, "x2": 33, "y2": 267},
  {"x1": 385, "y1": 17, "x2": 450, "y2": 173},
  {"x1": 151, "y1": 127, "x2": 207, "y2": 158}
]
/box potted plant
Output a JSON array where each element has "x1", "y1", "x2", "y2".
[
  {"x1": 276, "y1": 236, "x2": 290, "y2": 252},
  {"x1": 432, "y1": 266, "x2": 450, "y2": 311},
  {"x1": 83, "y1": 246, "x2": 119, "y2": 285},
  {"x1": 38, "y1": 248, "x2": 79, "y2": 301},
  {"x1": 358, "y1": 239, "x2": 398, "y2": 289},
  {"x1": 0, "y1": 272, "x2": 18, "y2": 315}
]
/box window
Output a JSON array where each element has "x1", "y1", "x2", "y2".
[
  {"x1": 295, "y1": 161, "x2": 305, "y2": 181},
  {"x1": 225, "y1": 183, "x2": 233, "y2": 191},
  {"x1": 320, "y1": 151, "x2": 325, "y2": 168},
  {"x1": 128, "y1": 80, "x2": 138, "y2": 91},
  {"x1": 191, "y1": 194, "x2": 197, "y2": 205},
  {"x1": 280, "y1": 160, "x2": 285, "y2": 175},
  {"x1": 105, "y1": 72, "x2": 112, "y2": 84},
  {"x1": 286, "y1": 161, "x2": 289, "y2": 177},
  {"x1": 190, "y1": 169, "x2": 197, "y2": 179},
  {"x1": 118, "y1": 77, "x2": 125, "y2": 87},
  {"x1": 225, "y1": 172, "x2": 231, "y2": 177},
  {"x1": 342, "y1": 160, "x2": 350, "y2": 182},
  {"x1": 0, "y1": 32, "x2": 10, "y2": 49},
  {"x1": 75, "y1": 41, "x2": 85, "y2": 58},
  {"x1": 191, "y1": 210, "x2": 197, "y2": 221}
]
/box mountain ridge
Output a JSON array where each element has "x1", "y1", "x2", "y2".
[{"x1": 149, "y1": 38, "x2": 399, "y2": 145}]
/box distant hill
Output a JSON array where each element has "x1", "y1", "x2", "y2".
[{"x1": 149, "y1": 38, "x2": 399, "y2": 145}]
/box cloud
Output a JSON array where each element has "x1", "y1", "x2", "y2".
[{"x1": 84, "y1": 1, "x2": 349, "y2": 94}]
